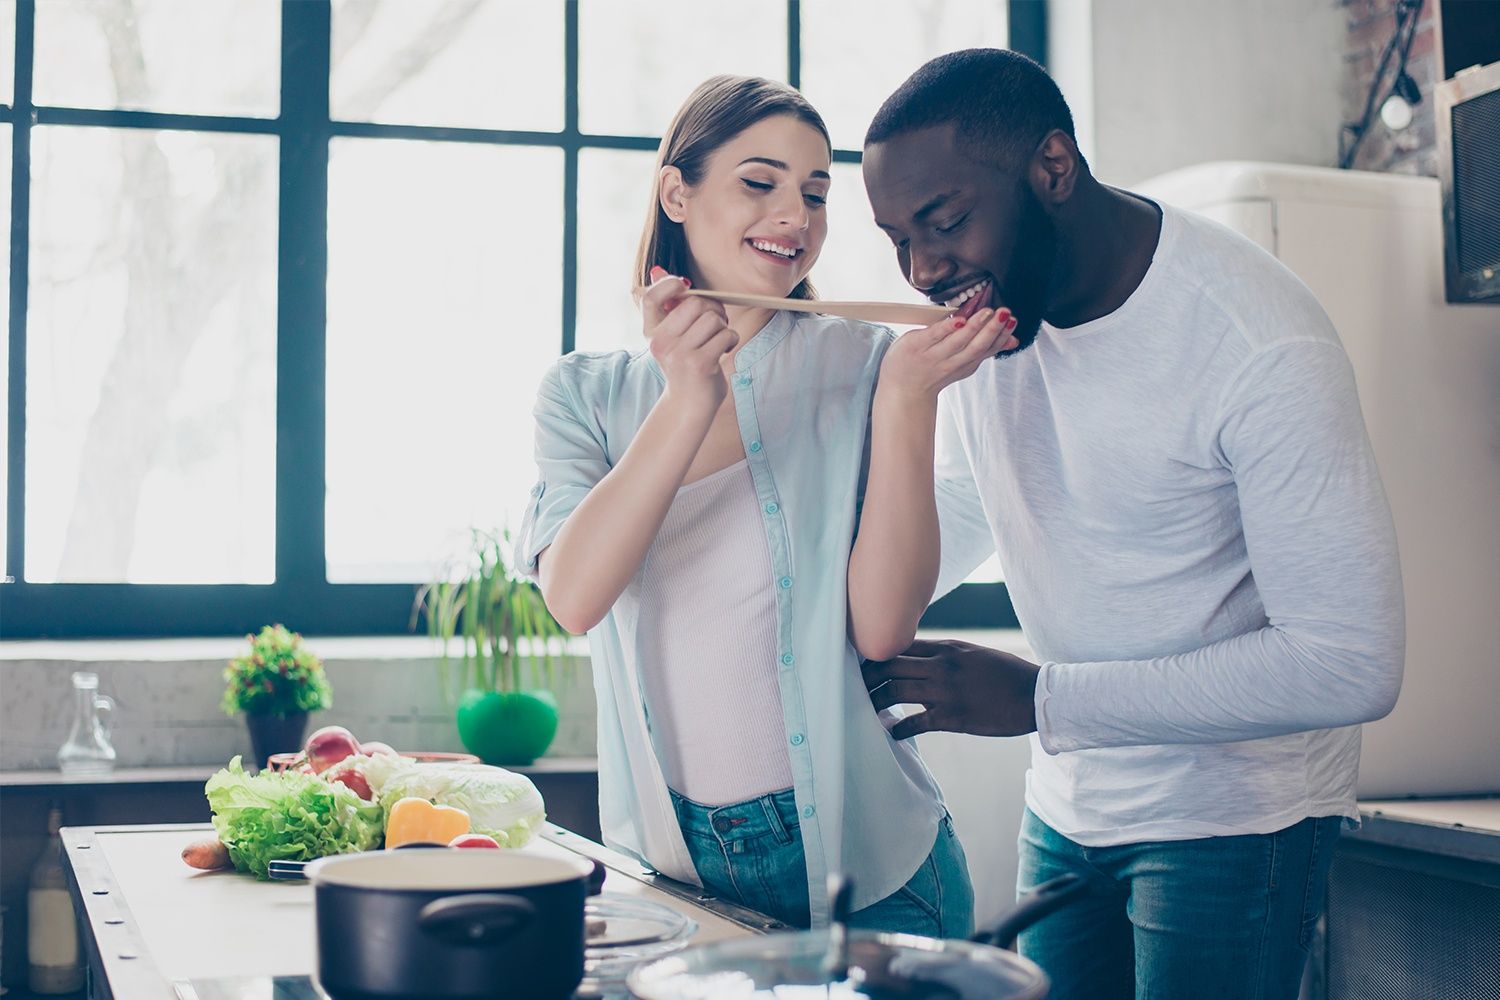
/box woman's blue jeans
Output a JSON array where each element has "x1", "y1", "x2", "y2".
[{"x1": 670, "y1": 787, "x2": 974, "y2": 937}]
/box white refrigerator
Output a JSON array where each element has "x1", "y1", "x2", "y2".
[{"x1": 1135, "y1": 161, "x2": 1500, "y2": 800}]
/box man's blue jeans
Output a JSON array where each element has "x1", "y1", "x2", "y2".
[{"x1": 1017, "y1": 808, "x2": 1340, "y2": 1000}]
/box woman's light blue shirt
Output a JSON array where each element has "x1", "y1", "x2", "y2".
[{"x1": 517, "y1": 310, "x2": 946, "y2": 922}]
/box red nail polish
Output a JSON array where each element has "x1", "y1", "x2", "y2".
[
  {"x1": 650, "y1": 266, "x2": 667, "y2": 280},
  {"x1": 681, "y1": 277, "x2": 691, "y2": 287}
]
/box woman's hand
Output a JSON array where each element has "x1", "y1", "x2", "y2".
[
  {"x1": 878, "y1": 308, "x2": 1018, "y2": 403},
  {"x1": 642, "y1": 266, "x2": 738, "y2": 410}
]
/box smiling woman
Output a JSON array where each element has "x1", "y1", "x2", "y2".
[{"x1": 0, "y1": 0, "x2": 1037, "y2": 639}]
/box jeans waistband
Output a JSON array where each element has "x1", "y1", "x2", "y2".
[{"x1": 670, "y1": 787, "x2": 799, "y2": 843}]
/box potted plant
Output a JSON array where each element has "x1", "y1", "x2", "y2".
[
  {"x1": 222, "y1": 625, "x2": 333, "y2": 770},
  {"x1": 415, "y1": 529, "x2": 571, "y2": 766}
]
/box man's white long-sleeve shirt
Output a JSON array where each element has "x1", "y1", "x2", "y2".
[{"x1": 935, "y1": 203, "x2": 1405, "y2": 845}]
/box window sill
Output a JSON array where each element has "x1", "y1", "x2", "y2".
[{"x1": 2, "y1": 628, "x2": 1026, "y2": 664}]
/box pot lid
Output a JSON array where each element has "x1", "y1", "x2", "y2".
[
  {"x1": 627, "y1": 930, "x2": 1048, "y2": 1000},
  {"x1": 306, "y1": 848, "x2": 593, "y2": 891},
  {"x1": 579, "y1": 894, "x2": 698, "y2": 998},
  {"x1": 587, "y1": 893, "x2": 696, "y2": 949}
]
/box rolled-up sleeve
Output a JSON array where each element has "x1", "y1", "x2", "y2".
[{"x1": 515, "y1": 359, "x2": 612, "y2": 578}]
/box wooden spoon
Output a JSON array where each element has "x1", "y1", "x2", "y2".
[{"x1": 682, "y1": 288, "x2": 951, "y2": 326}]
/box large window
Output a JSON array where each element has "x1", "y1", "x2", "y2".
[{"x1": 3, "y1": 0, "x2": 1039, "y2": 638}]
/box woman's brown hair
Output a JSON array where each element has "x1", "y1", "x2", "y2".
[{"x1": 634, "y1": 75, "x2": 831, "y2": 302}]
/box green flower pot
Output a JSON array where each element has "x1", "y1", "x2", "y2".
[{"x1": 455, "y1": 689, "x2": 559, "y2": 766}]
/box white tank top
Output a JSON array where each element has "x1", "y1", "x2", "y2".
[{"x1": 635, "y1": 459, "x2": 795, "y2": 806}]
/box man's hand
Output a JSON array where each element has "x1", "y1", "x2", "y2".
[{"x1": 862, "y1": 638, "x2": 1042, "y2": 740}]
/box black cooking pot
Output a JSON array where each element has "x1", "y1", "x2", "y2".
[{"x1": 307, "y1": 847, "x2": 603, "y2": 1000}]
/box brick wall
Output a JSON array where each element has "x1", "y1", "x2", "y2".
[{"x1": 1341, "y1": 0, "x2": 1439, "y2": 175}]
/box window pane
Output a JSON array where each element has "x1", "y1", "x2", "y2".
[
  {"x1": 33, "y1": 0, "x2": 279, "y2": 118},
  {"x1": 326, "y1": 139, "x2": 562, "y2": 583},
  {"x1": 331, "y1": 0, "x2": 562, "y2": 132},
  {"x1": 0, "y1": 124, "x2": 9, "y2": 570},
  {"x1": 814, "y1": 161, "x2": 929, "y2": 305},
  {"x1": 800, "y1": 0, "x2": 1008, "y2": 149},
  {"x1": 576, "y1": 148, "x2": 657, "y2": 354},
  {"x1": 579, "y1": 0, "x2": 786, "y2": 136},
  {"x1": 966, "y1": 552, "x2": 1004, "y2": 584},
  {"x1": 0, "y1": 1, "x2": 15, "y2": 107},
  {"x1": 25, "y1": 127, "x2": 279, "y2": 583}
]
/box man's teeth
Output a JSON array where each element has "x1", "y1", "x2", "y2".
[
  {"x1": 944, "y1": 281, "x2": 989, "y2": 308},
  {"x1": 751, "y1": 240, "x2": 798, "y2": 258}
]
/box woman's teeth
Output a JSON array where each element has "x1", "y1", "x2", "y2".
[{"x1": 751, "y1": 239, "x2": 798, "y2": 258}]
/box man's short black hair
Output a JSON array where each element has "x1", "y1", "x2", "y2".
[{"x1": 865, "y1": 48, "x2": 1076, "y2": 172}]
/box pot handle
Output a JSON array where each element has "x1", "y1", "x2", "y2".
[
  {"x1": 972, "y1": 874, "x2": 1086, "y2": 951},
  {"x1": 586, "y1": 859, "x2": 607, "y2": 897},
  {"x1": 418, "y1": 893, "x2": 538, "y2": 947}
]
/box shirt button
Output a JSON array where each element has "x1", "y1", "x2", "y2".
[
  {"x1": 780, "y1": 652, "x2": 794, "y2": 667},
  {"x1": 790, "y1": 733, "x2": 805, "y2": 746},
  {"x1": 736, "y1": 374, "x2": 752, "y2": 387},
  {"x1": 802, "y1": 805, "x2": 816, "y2": 819},
  {"x1": 779, "y1": 576, "x2": 792, "y2": 589},
  {"x1": 748, "y1": 441, "x2": 762, "y2": 453},
  {"x1": 764, "y1": 502, "x2": 779, "y2": 515}
]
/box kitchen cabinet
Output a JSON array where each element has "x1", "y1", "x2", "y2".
[{"x1": 1314, "y1": 798, "x2": 1500, "y2": 1000}]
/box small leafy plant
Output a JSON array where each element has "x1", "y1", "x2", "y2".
[
  {"x1": 221, "y1": 624, "x2": 333, "y2": 717},
  {"x1": 414, "y1": 528, "x2": 570, "y2": 700}
]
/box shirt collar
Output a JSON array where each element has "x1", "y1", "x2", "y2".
[{"x1": 732, "y1": 309, "x2": 794, "y2": 371}]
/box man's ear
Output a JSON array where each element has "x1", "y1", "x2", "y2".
[
  {"x1": 659, "y1": 165, "x2": 689, "y2": 223},
  {"x1": 1028, "y1": 130, "x2": 1080, "y2": 209}
]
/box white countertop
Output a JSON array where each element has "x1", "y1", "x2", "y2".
[
  {"x1": 1361, "y1": 798, "x2": 1500, "y2": 834},
  {"x1": 65, "y1": 823, "x2": 761, "y2": 997}
]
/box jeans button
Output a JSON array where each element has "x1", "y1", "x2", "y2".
[{"x1": 713, "y1": 816, "x2": 733, "y2": 835}]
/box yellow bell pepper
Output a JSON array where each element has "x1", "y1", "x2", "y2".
[{"x1": 385, "y1": 796, "x2": 471, "y2": 849}]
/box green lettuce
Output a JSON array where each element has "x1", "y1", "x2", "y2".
[
  {"x1": 204, "y1": 756, "x2": 383, "y2": 879},
  {"x1": 360, "y1": 756, "x2": 547, "y2": 848}
]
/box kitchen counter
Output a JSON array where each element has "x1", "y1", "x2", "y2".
[
  {"x1": 1349, "y1": 796, "x2": 1500, "y2": 863},
  {"x1": 61, "y1": 822, "x2": 776, "y2": 1000}
]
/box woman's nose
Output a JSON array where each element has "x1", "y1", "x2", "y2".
[{"x1": 774, "y1": 192, "x2": 809, "y2": 231}]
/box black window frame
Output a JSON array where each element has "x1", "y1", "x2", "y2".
[{"x1": 2, "y1": 0, "x2": 1040, "y2": 639}]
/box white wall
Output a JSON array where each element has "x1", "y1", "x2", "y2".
[{"x1": 1049, "y1": 0, "x2": 1347, "y2": 185}]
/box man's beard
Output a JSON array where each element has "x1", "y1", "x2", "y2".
[{"x1": 994, "y1": 184, "x2": 1056, "y2": 357}]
